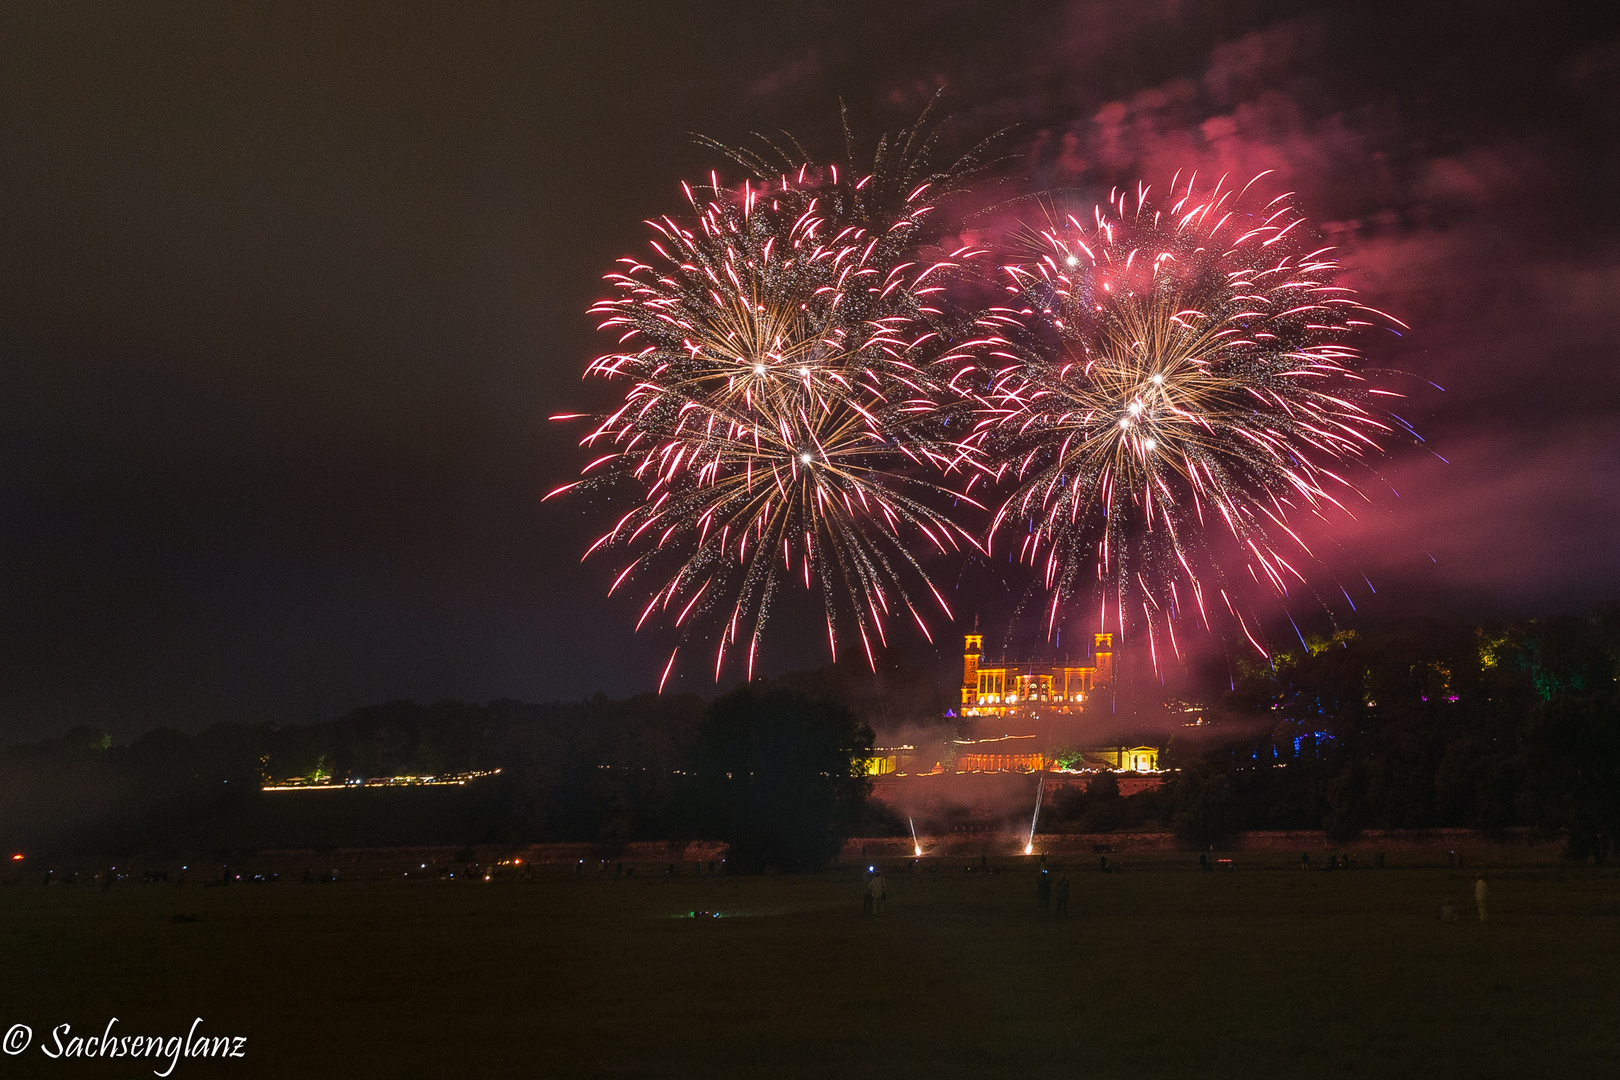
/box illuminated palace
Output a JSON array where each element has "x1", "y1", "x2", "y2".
[
  {"x1": 960, "y1": 632, "x2": 1113, "y2": 719},
  {"x1": 862, "y1": 632, "x2": 1159, "y2": 776},
  {"x1": 950, "y1": 631, "x2": 1158, "y2": 774}
]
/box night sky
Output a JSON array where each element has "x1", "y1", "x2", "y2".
[{"x1": 1, "y1": 2, "x2": 1616, "y2": 741}]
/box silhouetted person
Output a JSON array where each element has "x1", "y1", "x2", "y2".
[
  {"x1": 102, "y1": 868, "x2": 115, "y2": 892},
  {"x1": 302, "y1": 867, "x2": 314, "y2": 884},
  {"x1": 868, "y1": 872, "x2": 887, "y2": 914},
  {"x1": 1055, "y1": 874, "x2": 1071, "y2": 916},
  {"x1": 1037, "y1": 871, "x2": 1052, "y2": 911},
  {"x1": 1475, "y1": 878, "x2": 1488, "y2": 922},
  {"x1": 1198, "y1": 853, "x2": 1208, "y2": 871},
  {"x1": 1099, "y1": 855, "x2": 1108, "y2": 874}
]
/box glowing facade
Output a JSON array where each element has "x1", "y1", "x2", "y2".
[
  {"x1": 961, "y1": 633, "x2": 1113, "y2": 719},
  {"x1": 955, "y1": 734, "x2": 1046, "y2": 772},
  {"x1": 1083, "y1": 746, "x2": 1160, "y2": 771}
]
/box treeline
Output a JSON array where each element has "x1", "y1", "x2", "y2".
[
  {"x1": 1024, "y1": 609, "x2": 1620, "y2": 861},
  {"x1": 1135, "y1": 608, "x2": 1619, "y2": 858},
  {"x1": 5, "y1": 608, "x2": 1616, "y2": 864},
  {"x1": 0, "y1": 686, "x2": 879, "y2": 869}
]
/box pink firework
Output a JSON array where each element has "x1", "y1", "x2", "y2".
[
  {"x1": 969, "y1": 172, "x2": 1410, "y2": 659},
  {"x1": 549, "y1": 144, "x2": 990, "y2": 688}
]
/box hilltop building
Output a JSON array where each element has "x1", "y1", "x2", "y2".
[
  {"x1": 861, "y1": 633, "x2": 1162, "y2": 777},
  {"x1": 960, "y1": 632, "x2": 1113, "y2": 719}
]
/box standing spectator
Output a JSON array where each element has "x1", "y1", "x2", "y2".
[
  {"x1": 1475, "y1": 878, "x2": 1489, "y2": 922},
  {"x1": 869, "y1": 871, "x2": 887, "y2": 914},
  {"x1": 1055, "y1": 874, "x2": 1071, "y2": 916},
  {"x1": 1037, "y1": 870, "x2": 1052, "y2": 912}
]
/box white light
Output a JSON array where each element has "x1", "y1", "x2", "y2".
[
  {"x1": 1144, "y1": 438, "x2": 1157, "y2": 451},
  {"x1": 799, "y1": 452, "x2": 813, "y2": 464},
  {"x1": 753, "y1": 364, "x2": 766, "y2": 375},
  {"x1": 1128, "y1": 401, "x2": 1143, "y2": 415},
  {"x1": 1151, "y1": 374, "x2": 1164, "y2": 384},
  {"x1": 799, "y1": 366, "x2": 811, "y2": 376},
  {"x1": 1065, "y1": 255, "x2": 1078, "y2": 267},
  {"x1": 1119, "y1": 418, "x2": 1130, "y2": 429}
]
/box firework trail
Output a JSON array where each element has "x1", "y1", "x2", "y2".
[
  {"x1": 970, "y1": 173, "x2": 1409, "y2": 660},
  {"x1": 1025, "y1": 772, "x2": 1044, "y2": 855},
  {"x1": 550, "y1": 114, "x2": 999, "y2": 688}
]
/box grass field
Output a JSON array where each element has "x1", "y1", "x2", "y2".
[{"x1": 3, "y1": 853, "x2": 1617, "y2": 1079}]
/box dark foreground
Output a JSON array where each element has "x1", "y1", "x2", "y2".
[{"x1": 3, "y1": 853, "x2": 1617, "y2": 1079}]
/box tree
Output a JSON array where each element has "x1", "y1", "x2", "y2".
[
  {"x1": 1529, "y1": 691, "x2": 1620, "y2": 862},
  {"x1": 1167, "y1": 760, "x2": 1243, "y2": 850},
  {"x1": 692, "y1": 686, "x2": 872, "y2": 872}
]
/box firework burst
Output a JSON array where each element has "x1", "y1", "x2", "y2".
[
  {"x1": 550, "y1": 119, "x2": 996, "y2": 687},
  {"x1": 973, "y1": 172, "x2": 1409, "y2": 660}
]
